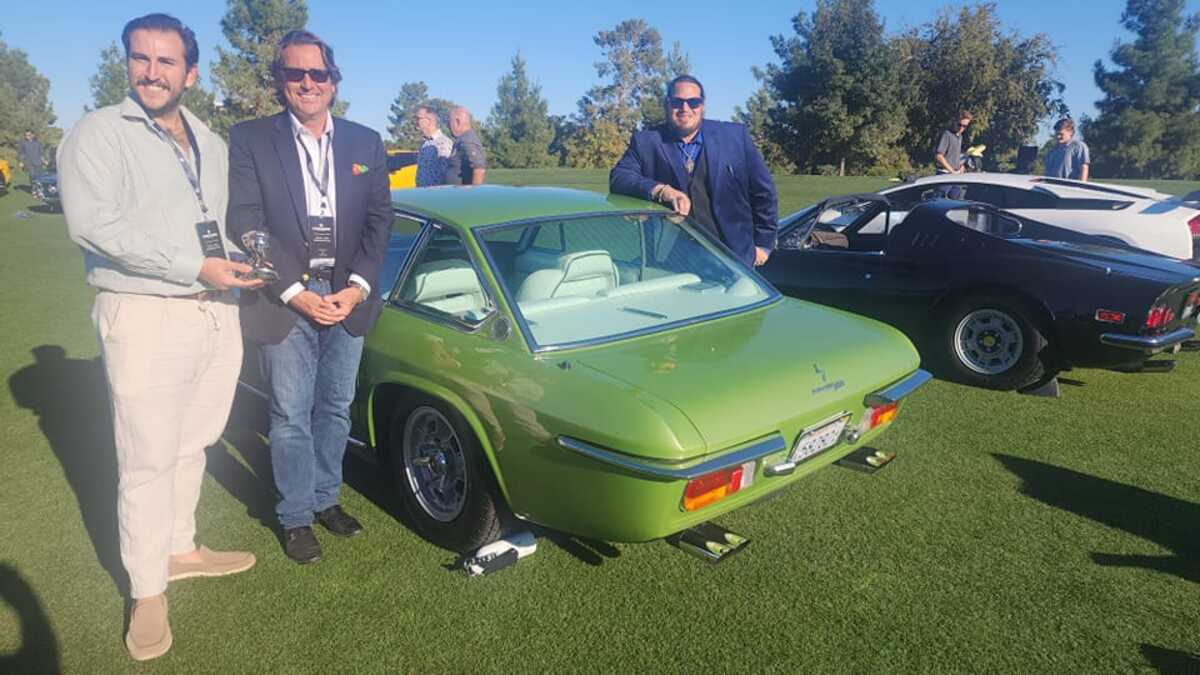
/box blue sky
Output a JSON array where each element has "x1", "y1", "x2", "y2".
[{"x1": 6, "y1": 0, "x2": 1199, "y2": 144}]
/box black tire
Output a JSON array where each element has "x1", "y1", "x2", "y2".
[
  {"x1": 941, "y1": 294, "x2": 1051, "y2": 391},
  {"x1": 388, "y1": 395, "x2": 503, "y2": 552}
]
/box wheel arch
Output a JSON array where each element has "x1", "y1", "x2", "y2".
[
  {"x1": 931, "y1": 283, "x2": 1061, "y2": 359},
  {"x1": 368, "y1": 377, "x2": 513, "y2": 503}
]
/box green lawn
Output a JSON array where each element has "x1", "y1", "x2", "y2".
[{"x1": 2, "y1": 174, "x2": 1199, "y2": 673}]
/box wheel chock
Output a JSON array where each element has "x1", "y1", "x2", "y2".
[{"x1": 1018, "y1": 376, "x2": 1061, "y2": 397}]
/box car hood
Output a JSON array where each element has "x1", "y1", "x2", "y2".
[
  {"x1": 1010, "y1": 238, "x2": 1200, "y2": 284},
  {"x1": 567, "y1": 299, "x2": 920, "y2": 460}
]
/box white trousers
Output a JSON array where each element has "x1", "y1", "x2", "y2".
[{"x1": 92, "y1": 292, "x2": 242, "y2": 598}]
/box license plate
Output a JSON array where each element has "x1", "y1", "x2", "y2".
[{"x1": 789, "y1": 414, "x2": 850, "y2": 464}]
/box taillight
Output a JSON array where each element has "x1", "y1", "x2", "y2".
[
  {"x1": 682, "y1": 461, "x2": 755, "y2": 512},
  {"x1": 1145, "y1": 304, "x2": 1177, "y2": 329},
  {"x1": 1189, "y1": 215, "x2": 1200, "y2": 237},
  {"x1": 868, "y1": 402, "x2": 898, "y2": 429},
  {"x1": 1095, "y1": 309, "x2": 1126, "y2": 324}
]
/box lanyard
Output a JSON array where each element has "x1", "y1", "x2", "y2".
[
  {"x1": 678, "y1": 138, "x2": 702, "y2": 175},
  {"x1": 298, "y1": 131, "x2": 332, "y2": 214},
  {"x1": 152, "y1": 116, "x2": 207, "y2": 217}
]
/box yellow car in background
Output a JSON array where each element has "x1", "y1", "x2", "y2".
[
  {"x1": 0, "y1": 159, "x2": 11, "y2": 195},
  {"x1": 387, "y1": 149, "x2": 418, "y2": 190}
]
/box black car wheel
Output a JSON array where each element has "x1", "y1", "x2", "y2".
[
  {"x1": 389, "y1": 395, "x2": 503, "y2": 552},
  {"x1": 941, "y1": 294, "x2": 1049, "y2": 390}
]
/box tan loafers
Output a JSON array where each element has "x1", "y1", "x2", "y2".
[
  {"x1": 126, "y1": 594, "x2": 171, "y2": 661},
  {"x1": 168, "y1": 546, "x2": 256, "y2": 582}
]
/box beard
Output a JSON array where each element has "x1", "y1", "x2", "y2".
[{"x1": 131, "y1": 78, "x2": 187, "y2": 117}]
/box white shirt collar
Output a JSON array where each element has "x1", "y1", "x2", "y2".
[{"x1": 288, "y1": 110, "x2": 334, "y2": 140}]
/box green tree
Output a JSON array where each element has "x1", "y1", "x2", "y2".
[
  {"x1": 87, "y1": 42, "x2": 127, "y2": 110},
  {"x1": 898, "y1": 3, "x2": 1066, "y2": 171},
  {"x1": 483, "y1": 53, "x2": 555, "y2": 168},
  {"x1": 86, "y1": 41, "x2": 216, "y2": 123},
  {"x1": 0, "y1": 33, "x2": 60, "y2": 165},
  {"x1": 1083, "y1": 0, "x2": 1200, "y2": 178},
  {"x1": 209, "y1": 0, "x2": 346, "y2": 136},
  {"x1": 565, "y1": 19, "x2": 683, "y2": 168},
  {"x1": 386, "y1": 81, "x2": 455, "y2": 149},
  {"x1": 763, "y1": 0, "x2": 908, "y2": 176},
  {"x1": 733, "y1": 69, "x2": 793, "y2": 173}
]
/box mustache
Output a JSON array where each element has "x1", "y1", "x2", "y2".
[{"x1": 136, "y1": 78, "x2": 170, "y2": 90}]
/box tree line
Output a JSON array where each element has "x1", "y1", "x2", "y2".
[{"x1": 2, "y1": 0, "x2": 1199, "y2": 180}]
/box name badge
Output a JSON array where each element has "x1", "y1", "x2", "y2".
[
  {"x1": 308, "y1": 215, "x2": 335, "y2": 269},
  {"x1": 195, "y1": 220, "x2": 227, "y2": 259}
]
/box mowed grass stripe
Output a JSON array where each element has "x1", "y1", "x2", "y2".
[{"x1": 0, "y1": 173, "x2": 1197, "y2": 673}]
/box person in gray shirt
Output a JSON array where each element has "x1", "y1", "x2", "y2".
[
  {"x1": 17, "y1": 130, "x2": 45, "y2": 186},
  {"x1": 445, "y1": 106, "x2": 487, "y2": 185},
  {"x1": 1044, "y1": 118, "x2": 1090, "y2": 181},
  {"x1": 934, "y1": 110, "x2": 972, "y2": 175}
]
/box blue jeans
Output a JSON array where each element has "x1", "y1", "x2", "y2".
[{"x1": 260, "y1": 280, "x2": 365, "y2": 529}]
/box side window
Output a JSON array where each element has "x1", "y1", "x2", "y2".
[
  {"x1": 397, "y1": 227, "x2": 491, "y2": 325},
  {"x1": 960, "y1": 184, "x2": 1006, "y2": 207},
  {"x1": 564, "y1": 216, "x2": 642, "y2": 264},
  {"x1": 379, "y1": 212, "x2": 425, "y2": 298},
  {"x1": 531, "y1": 223, "x2": 563, "y2": 251},
  {"x1": 885, "y1": 186, "x2": 927, "y2": 210},
  {"x1": 1000, "y1": 187, "x2": 1056, "y2": 209}
]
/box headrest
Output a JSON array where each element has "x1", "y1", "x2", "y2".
[{"x1": 558, "y1": 250, "x2": 616, "y2": 283}]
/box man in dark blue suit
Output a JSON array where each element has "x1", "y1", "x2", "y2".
[
  {"x1": 226, "y1": 30, "x2": 391, "y2": 564},
  {"x1": 610, "y1": 75, "x2": 778, "y2": 266}
]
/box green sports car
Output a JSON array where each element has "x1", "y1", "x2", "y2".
[{"x1": 344, "y1": 186, "x2": 929, "y2": 553}]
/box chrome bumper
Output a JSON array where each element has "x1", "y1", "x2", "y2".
[
  {"x1": 864, "y1": 369, "x2": 932, "y2": 407},
  {"x1": 1100, "y1": 327, "x2": 1194, "y2": 351},
  {"x1": 556, "y1": 434, "x2": 786, "y2": 481}
]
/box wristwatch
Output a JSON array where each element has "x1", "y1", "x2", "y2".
[{"x1": 347, "y1": 279, "x2": 368, "y2": 302}]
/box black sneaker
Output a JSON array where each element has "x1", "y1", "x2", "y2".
[
  {"x1": 315, "y1": 505, "x2": 363, "y2": 538},
  {"x1": 284, "y1": 526, "x2": 322, "y2": 564}
]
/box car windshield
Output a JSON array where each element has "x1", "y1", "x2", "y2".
[{"x1": 477, "y1": 212, "x2": 776, "y2": 350}]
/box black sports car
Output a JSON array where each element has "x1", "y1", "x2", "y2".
[
  {"x1": 31, "y1": 171, "x2": 59, "y2": 210},
  {"x1": 759, "y1": 195, "x2": 1200, "y2": 391}
]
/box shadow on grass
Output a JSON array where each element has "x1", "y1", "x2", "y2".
[
  {"x1": 1140, "y1": 644, "x2": 1200, "y2": 674},
  {"x1": 218, "y1": 385, "x2": 622, "y2": 568},
  {"x1": 8, "y1": 345, "x2": 129, "y2": 597},
  {"x1": 0, "y1": 563, "x2": 59, "y2": 674},
  {"x1": 994, "y1": 454, "x2": 1199, "y2": 584},
  {"x1": 27, "y1": 204, "x2": 60, "y2": 215}
]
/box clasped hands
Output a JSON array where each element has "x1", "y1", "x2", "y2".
[{"x1": 288, "y1": 287, "x2": 364, "y2": 326}]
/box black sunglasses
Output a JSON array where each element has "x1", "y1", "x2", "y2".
[
  {"x1": 281, "y1": 67, "x2": 331, "y2": 83},
  {"x1": 669, "y1": 96, "x2": 704, "y2": 110}
]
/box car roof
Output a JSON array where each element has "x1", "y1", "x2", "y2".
[
  {"x1": 889, "y1": 172, "x2": 1169, "y2": 201},
  {"x1": 390, "y1": 185, "x2": 663, "y2": 228}
]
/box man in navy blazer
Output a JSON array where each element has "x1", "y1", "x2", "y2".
[
  {"x1": 610, "y1": 75, "x2": 778, "y2": 267},
  {"x1": 226, "y1": 30, "x2": 391, "y2": 564}
]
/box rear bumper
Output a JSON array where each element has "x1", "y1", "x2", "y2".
[{"x1": 1100, "y1": 326, "x2": 1194, "y2": 351}]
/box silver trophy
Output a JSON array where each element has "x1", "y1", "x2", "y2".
[{"x1": 240, "y1": 230, "x2": 280, "y2": 283}]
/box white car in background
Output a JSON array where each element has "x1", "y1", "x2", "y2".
[{"x1": 875, "y1": 173, "x2": 1200, "y2": 260}]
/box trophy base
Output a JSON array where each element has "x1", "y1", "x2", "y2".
[{"x1": 241, "y1": 267, "x2": 280, "y2": 283}]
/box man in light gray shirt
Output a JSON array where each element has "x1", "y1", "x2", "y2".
[
  {"x1": 57, "y1": 13, "x2": 260, "y2": 662},
  {"x1": 1044, "y1": 118, "x2": 1091, "y2": 181}
]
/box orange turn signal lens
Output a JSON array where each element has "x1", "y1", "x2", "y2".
[
  {"x1": 868, "y1": 402, "x2": 898, "y2": 429},
  {"x1": 682, "y1": 461, "x2": 755, "y2": 512}
]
